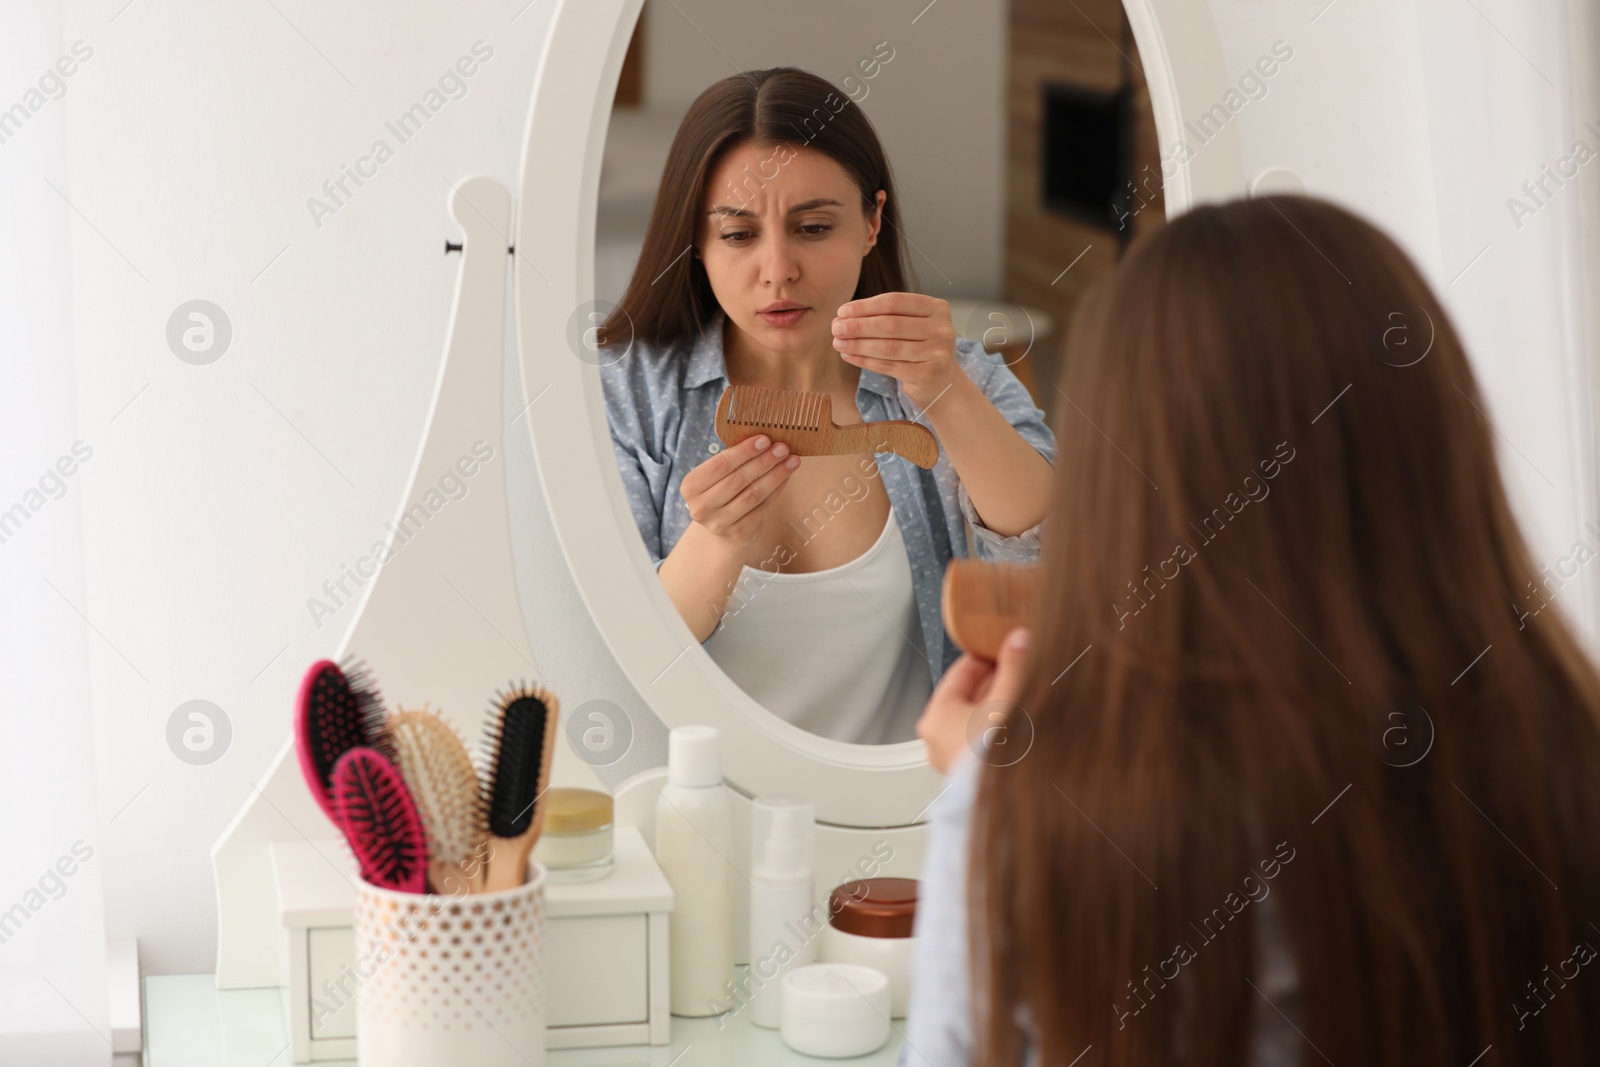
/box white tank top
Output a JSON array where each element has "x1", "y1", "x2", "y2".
[{"x1": 703, "y1": 509, "x2": 931, "y2": 745}]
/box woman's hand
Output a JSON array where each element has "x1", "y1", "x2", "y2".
[
  {"x1": 679, "y1": 433, "x2": 801, "y2": 549},
  {"x1": 832, "y1": 292, "x2": 964, "y2": 409},
  {"x1": 917, "y1": 627, "x2": 1031, "y2": 775}
]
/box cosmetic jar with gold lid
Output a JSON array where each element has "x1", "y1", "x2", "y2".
[
  {"x1": 818, "y1": 876, "x2": 918, "y2": 1016},
  {"x1": 532, "y1": 787, "x2": 614, "y2": 882}
]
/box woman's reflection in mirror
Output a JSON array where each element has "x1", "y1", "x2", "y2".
[{"x1": 597, "y1": 67, "x2": 1053, "y2": 745}]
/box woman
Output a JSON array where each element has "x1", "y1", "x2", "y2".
[
  {"x1": 598, "y1": 68, "x2": 1054, "y2": 745},
  {"x1": 910, "y1": 194, "x2": 1600, "y2": 1064}
]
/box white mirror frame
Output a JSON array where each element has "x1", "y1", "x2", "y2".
[{"x1": 511, "y1": 0, "x2": 1237, "y2": 827}]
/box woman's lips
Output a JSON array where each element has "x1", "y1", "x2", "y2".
[{"x1": 758, "y1": 307, "x2": 809, "y2": 328}]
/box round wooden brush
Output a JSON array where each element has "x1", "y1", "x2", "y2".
[
  {"x1": 478, "y1": 682, "x2": 560, "y2": 893},
  {"x1": 293, "y1": 657, "x2": 390, "y2": 827},
  {"x1": 389, "y1": 706, "x2": 489, "y2": 896},
  {"x1": 330, "y1": 746, "x2": 427, "y2": 894},
  {"x1": 941, "y1": 558, "x2": 1040, "y2": 659}
]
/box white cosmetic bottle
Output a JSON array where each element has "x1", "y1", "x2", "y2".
[
  {"x1": 748, "y1": 796, "x2": 816, "y2": 1028},
  {"x1": 654, "y1": 725, "x2": 734, "y2": 1016}
]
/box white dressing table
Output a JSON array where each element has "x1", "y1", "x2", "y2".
[{"x1": 142, "y1": 972, "x2": 906, "y2": 1066}]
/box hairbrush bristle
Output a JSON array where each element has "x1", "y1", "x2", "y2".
[
  {"x1": 295, "y1": 657, "x2": 391, "y2": 823},
  {"x1": 389, "y1": 706, "x2": 486, "y2": 865},
  {"x1": 331, "y1": 746, "x2": 426, "y2": 893},
  {"x1": 337, "y1": 656, "x2": 391, "y2": 750},
  {"x1": 481, "y1": 682, "x2": 558, "y2": 839}
]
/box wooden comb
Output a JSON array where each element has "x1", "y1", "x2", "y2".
[
  {"x1": 941, "y1": 558, "x2": 1039, "y2": 659},
  {"x1": 714, "y1": 384, "x2": 939, "y2": 469}
]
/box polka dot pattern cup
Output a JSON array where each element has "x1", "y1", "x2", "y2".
[{"x1": 352, "y1": 860, "x2": 546, "y2": 1066}]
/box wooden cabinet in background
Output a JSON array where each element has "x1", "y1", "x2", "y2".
[{"x1": 1004, "y1": 0, "x2": 1165, "y2": 417}]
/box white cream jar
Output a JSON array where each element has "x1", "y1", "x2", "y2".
[
  {"x1": 816, "y1": 876, "x2": 917, "y2": 1017},
  {"x1": 780, "y1": 963, "x2": 891, "y2": 1057}
]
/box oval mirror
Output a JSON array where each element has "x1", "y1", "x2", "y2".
[{"x1": 515, "y1": 0, "x2": 1234, "y2": 826}]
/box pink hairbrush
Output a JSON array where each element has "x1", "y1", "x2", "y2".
[
  {"x1": 294, "y1": 658, "x2": 389, "y2": 826},
  {"x1": 330, "y1": 746, "x2": 427, "y2": 893}
]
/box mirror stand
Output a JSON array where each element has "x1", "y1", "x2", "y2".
[{"x1": 209, "y1": 177, "x2": 606, "y2": 989}]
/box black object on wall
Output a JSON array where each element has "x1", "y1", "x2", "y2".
[{"x1": 1041, "y1": 81, "x2": 1133, "y2": 232}]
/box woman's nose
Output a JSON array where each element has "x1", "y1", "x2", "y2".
[{"x1": 761, "y1": 235, "x2": 800, "y2": 284}]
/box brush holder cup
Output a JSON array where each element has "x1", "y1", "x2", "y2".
[{"x1": 352, "y1": 861, "x2": 547, "y2": 1067}]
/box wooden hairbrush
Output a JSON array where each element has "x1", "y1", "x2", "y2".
[
  {"x1": 478, "y1": 682, "x2": 561, "y2": 893},
  {"x1": 941, "y1": 558, "x2": 1039, "y2": 659},
  {"x1": 388, "y1": 706, "x2": 489, "y2": 896},
  {"x1": 714, "y1": 384, "x2": 940, "y2": 469},
  {"x1": 330, "y1": 746, "x2": 427, "y2": 894}
]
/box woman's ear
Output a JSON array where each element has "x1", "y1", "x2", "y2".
[{"x1": 864, "y1": 188, "x2": 887, "y2": 254}]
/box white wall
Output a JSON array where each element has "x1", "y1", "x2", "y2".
[
  {"x1": 1200, "y1": 0, "x2": 1600, "y2": 648},
  {"x1": 25, "y1": 0, "x2": 1599, "y2": 978},
  {"x1": 1574, "y1": 0, "x2": 1600, "y2": 509},
  {"x1": 0, "y1": 1, "x2": 111, "y2": 1056},
  {"x1": 54, "y1": 0, "x2": 611, "y2": 976}
]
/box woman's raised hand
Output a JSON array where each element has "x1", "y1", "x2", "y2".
[
  {"x1": 679, "y1": 433, "x2": 801, "y2": 549},
  {"x1": 917, "y1": 627, "x2": 1031, "y2": 775},
  {"x1": 832, "y1": 292, "x2": 962, "y2": 409}
]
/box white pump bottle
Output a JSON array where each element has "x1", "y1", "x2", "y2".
[
  {"x1": 747, "y1": 795, "x2": 816, "y2": 1028},
  {"x1": 654, "y1": 725, "x2": 734, "y2": 1016}
]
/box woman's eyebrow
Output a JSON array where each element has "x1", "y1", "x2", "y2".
[{"x1": 705, "y1": 197, "x2": 843, "y2": 218}]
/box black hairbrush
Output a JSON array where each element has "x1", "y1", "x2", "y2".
[
  {"x1": 478, "y1": 682, "x2": 560, "y2": 892},
  {"x1": 293, "y1": 657, "x2": 391, "y2": 826}
]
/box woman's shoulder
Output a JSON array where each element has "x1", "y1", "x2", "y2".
[
  {"x1": 596, "y1": 332, "x2": 685, "y2": 390},
  {"x1": 597, "y1": 327, "x2": 708, "y2": 430}
]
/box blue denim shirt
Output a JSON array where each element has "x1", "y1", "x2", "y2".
[{"x1": 598, "y1": 307, "x2": 1056, "y2": 688}]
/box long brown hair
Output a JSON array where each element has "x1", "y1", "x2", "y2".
[
  {"x1": 598, "y1": 67, "x2": 912, "y2": 351},
  {"x1": 972, "y1": 193, "x2": 1600, "y2": 1064}
]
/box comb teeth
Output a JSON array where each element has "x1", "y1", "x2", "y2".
[
  {"x1": 481, "y1": 683, "x2": 557, "y2": 839},
  {"x1": 331, "y1": 746, "x2": 426, "y2": 892},
  {"x1": 729, "y1": 385, "x2": 825, "y2": 431}
]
